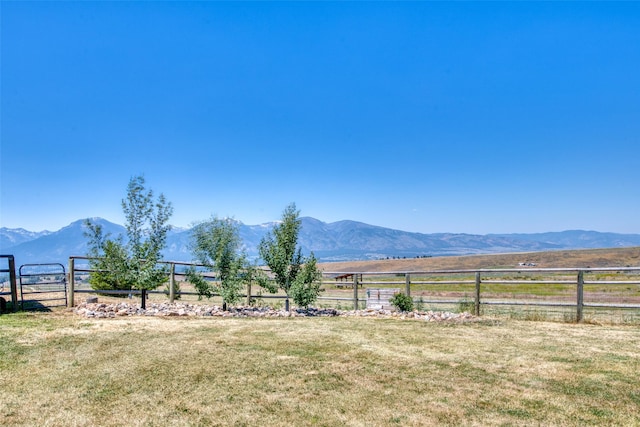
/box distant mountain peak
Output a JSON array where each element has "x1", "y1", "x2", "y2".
[
  {"x1": 2, "y1": 218, "x2": 640, "y2": 266},
  {"x1": 0, "y1": 226, "x2": 52, "y2": 234},
  {"x1": 0, "y1": 227, "x2": 52, "y2": 248}
]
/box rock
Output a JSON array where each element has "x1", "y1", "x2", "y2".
[{"x1": 72, "y1": 301, "x2": 475, "y2": 323}]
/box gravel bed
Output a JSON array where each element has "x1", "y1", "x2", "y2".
[{"x1": 74, "y1": 302, "x2": 476, "y2": 322}]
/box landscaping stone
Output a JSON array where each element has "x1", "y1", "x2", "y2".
[{"x1": 73, "y1": 302, "x2": 476, "y2": 322}]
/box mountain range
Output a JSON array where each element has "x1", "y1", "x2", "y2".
[{"x1": 2, "y1": 217, "x2": 640, "y2": 267}]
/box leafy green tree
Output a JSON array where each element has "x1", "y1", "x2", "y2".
[
  {"x1": 189, "y1": 217, "x2": 246, "y2": 308},
  {"x1": 242, "y1": 259, "x2": 276, "y2": 302},
  {"x1": 84, "y1": 226, "x2": 133, "y2": 293},
  {"x1": 258, "y1": 203, "x2": 321, "y2": 309},
  {"x1": 85, "y1": 175, "x2": 173, "y2": 294},
  {"x1": 289, "y1": 252, "x2": 321, "y2": 308}
]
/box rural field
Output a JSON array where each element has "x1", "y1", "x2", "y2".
[
  {"x1": 318, "y1": 247, "x2": 640, "y2": 272},
  {"x1": 1, "y1": 310, "x2": 640, "y2": 426},
  {"x1": 3, "y1": 248, "x2": 639, "y2": 425},
  {"x1": 316, "y1": 247, "x2": 640, "y2": 324}
]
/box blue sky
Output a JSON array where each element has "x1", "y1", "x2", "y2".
[{"x1": 1, "y1": 1, "x2": 639, "y2": 234}]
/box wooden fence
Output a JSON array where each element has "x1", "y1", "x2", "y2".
[
  {"x1": 66, "y1": 256, "x2": 640, "y2": 322},
  {"x1": 0, "y1": 255, "x2": 18, "y2": 312},
  {"x1": 323, "y1": 267, "x2": 640, "y2": 322}
]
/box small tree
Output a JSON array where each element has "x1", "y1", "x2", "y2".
[
  {"x1": 85, "y1": 175, "x2": 173, "y2": 295},
  {"x1": 189, "y1": 217, "x2": 245, "y2": 308},
  {"x1": 258, "y1": 203, "x2": 321, "y2": 309},
  {"x1": 84, "y1": 227, "x2": 133, "y2": 293},
  {"x1": 289, "y1": 252, "x2": 321, "y2": 308}
]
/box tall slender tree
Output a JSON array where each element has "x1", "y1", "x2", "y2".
[
  {"x1": 85, "y1": 175, "x2": 173, "y2": 294},
  {"x1": 258, "y1": 203, "x2": 321, "y2": 309},
  {"x1": 189, "y1": 217, "x2": 245, "y2": 308}
]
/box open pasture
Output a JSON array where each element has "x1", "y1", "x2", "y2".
[
  {"x1": 318, "y1": 248, "x2": 640, "y2": 323},
  {"x1": 1, "y1": 312, "x2": 639, "y2": 426},
  {"x1": 319, "y1": 247, "x2": 640, "y2": 272}
]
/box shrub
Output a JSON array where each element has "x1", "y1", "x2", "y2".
[
  {"x1": 164, "y1": 278, "x2": 181, "y2": 300},
  {"x1": 457, "y1": 296, "x2": 475, "y2": 314},
  {"x1": 390, "y1": 293, "x2": 414, "y2": 312}
]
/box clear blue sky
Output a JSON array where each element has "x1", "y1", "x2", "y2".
[{"x1": 1, "y1": 1, "x2": 639, "y2": 234}]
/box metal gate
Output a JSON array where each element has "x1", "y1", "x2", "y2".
[{"x1": 19, "y1": 263, "x2": 67, "y2": 310}]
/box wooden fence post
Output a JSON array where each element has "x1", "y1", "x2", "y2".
[
  {"x1": 353, "y1": 274, "x2": 359, "y2": 310},
  {"x1": 141, "y1": 289, "x2": 147, "y2": 310},
  {"x1": 8, "y1": 256, "x2": 18, "y2": 312},
  {"x1": 169, "y1": 263, "x2": 175, "y2": 303},
  {"x1": 577, "y1": 270, "x2": 584, "y2": 323},
  {"x1": 246, "y1": 277, "x2": 252, "y2": 306},
  {"x1": 474, "y1": 272, "x2": 481, "y2": 316},
  {"x1": 68, "y1": 257, "x2": 75, "y2": 308},
  {"x1": 405, "y1": 273, "x2": 411, "y2": 297}
]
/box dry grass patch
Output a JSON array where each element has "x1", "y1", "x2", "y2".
[
  {"x1": 320, "y1": 247, "x2": 640, "y2": 271},
  {"x1": 1, "y1": 311, "x2": 639, "y2": 426}
]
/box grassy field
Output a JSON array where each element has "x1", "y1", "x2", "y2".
[
  {"x1": 318, "y1": 246, "x2": 640, "y2": 271},
  {"x1": 2, "y1": 311, "x2": 640, "y2": 426}
]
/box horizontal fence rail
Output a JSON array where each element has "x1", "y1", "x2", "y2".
[
  {"x1": 65, "y1": 255, "x2": 640, "y2": 323},
  {"x1": 68, "y1": 256, "x2": 367, "y2": 309},
  {"x1": 323, "y1": 267, "x2": 640, "y2": 322}
]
